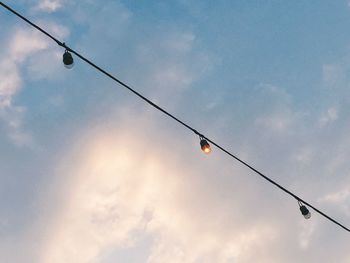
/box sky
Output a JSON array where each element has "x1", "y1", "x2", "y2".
[{"x1": 0, "y1": 0, "x2": 350, "y2": 262}]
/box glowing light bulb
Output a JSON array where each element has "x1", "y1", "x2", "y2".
[
  {"x1": 63, "y1": 50, "x2": 74, "y2": 69},
  {"x1": 200, "y1": 139, "x2": 211, "y2": 154}
]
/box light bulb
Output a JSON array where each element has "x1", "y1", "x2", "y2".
[
  {"x1": 303, "y1": 212, "x2": 311, "y2": 219},
  {"x1": 63, "y1": 50, "x2": 74, "y2": 69},
  {"x1": 200, "y1": 139, "x2": 211, "y2": 154},
  {"x1": 300, "y1": 205, "x2": 311, "y2": 220}
]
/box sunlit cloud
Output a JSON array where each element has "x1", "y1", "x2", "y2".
[
  {"x1": 2, "y1": 1, "x2": 350, "y2": 262},
  {"x1": 35, "y1": 115, "x2": 282, "y2": 263}
]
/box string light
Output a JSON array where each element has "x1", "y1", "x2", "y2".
[
  {"x1": 200, "y1": 136, "x2": 211, "y2": 154},
  {"x1": 1, "y1": 1, "x2": 349, "y2": 233},
  {"x1": 63, "y1": 49, "x2": 74, "y2": 69},
  {"x1": 299, "y1": 201, "x2": 311, "y2": 220}
]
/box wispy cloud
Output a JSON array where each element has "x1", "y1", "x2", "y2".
[
  {"x1": 2, "y1": 1, "x2": 350, "y2": 262},
  {"x1": 0, "y1": 28, "x2": 48, "y2": 146},
  {"x1": 0, "y1": 59, "x2": 20, "y2": 108},
  {"x1": 35, "y1": 0, "x2": 65, "y2": 13},
  {"x1": 0, "y1": 21, "x2": 68, "y2": 146},
  {"x1": 319, "y1": 107, "x2": 338, "y2": 127},
  {"x1": 35, "y1": 116, "x2": 281, "y2": 263}
]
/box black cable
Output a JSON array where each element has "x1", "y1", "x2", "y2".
[{"x1": 1, "y1": 1, "x2": 349, "y2": 233}]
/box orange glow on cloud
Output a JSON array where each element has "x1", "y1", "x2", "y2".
[{"x1": 38, "y1": 123, "x2": 278, "y2": 263}]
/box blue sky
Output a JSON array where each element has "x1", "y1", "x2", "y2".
[{"x1": 1, "y1": 0, "x2": 350, "y2": 262}]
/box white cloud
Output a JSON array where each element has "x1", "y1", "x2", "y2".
[
  {"x1": 0, "y1": 106, "x2": 34, "y2": 147},
  {"x1": 319, "y1": 107, "x2": 338, "y2": 127},
  {"x1": 318, "y1": 186, "x2": 350, "y2": 218},
  {"x1": 9, "y1": 28, "x2": 49, "y2": 62},
  {"x1": 36, "y1": 0, "x2": 64, "y2": 13},
  {"x1": 2, "y1": 28, "x2": 49, "y2": 108},
  {"x1": 147, "y1": 224, "x2": 278, "y2": 263},
  {"x1": 298, "y1": 221, "x2": 316, "y2": 250},
  {"x1": 2, "y1": 2, "x2": 350, "y2": 263},
  {"x1": 0, "y1": 27, "x2": 48, "y2": 108},
  {"x1": 33, "y1": 116, "x2": 284, "y2": 263},
  {"x1": 321, "y1": 189, "x2": 350, "y2": 204},
  {"x1": 0, "y1": 28, "x2": 49, "y2": 146},
  {"x1": 255, "y1": 112, "x2": 294, "y2": 133},
  {"x1": 0, "y1": 21, "x2": 69, "y2": 146},
  {"x1": 132, "y1": 30, "x2": 215, "y2": 105},
  {"x1": 0, "y1": 59, "x2": 21, "y2": 108},
  {"x1": 252, "y1": 85, "x2": 297, "y2": 134},
  {"x1": 291, "y1": 147, "x2": 314, "y2": 165}
]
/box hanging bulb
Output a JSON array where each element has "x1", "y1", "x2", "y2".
[
  {"x1": 300, "y1": 205, "x2": 311, "y2": 219},
  {"x1": 200, "y1": 138, "x2": 211, "y2": 154},
  {"x1": 63, "y1": 50, "x2": 74, "y2": 69}
]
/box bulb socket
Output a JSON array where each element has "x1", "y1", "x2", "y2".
[
  {"x1": 300, "y1": 205, "x2": 311, "y2": 219},
  {"x1": 63, "y1": 50, "x2": 74, "y2": 68}
]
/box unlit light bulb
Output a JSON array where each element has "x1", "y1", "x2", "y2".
[
  {"x1": 63, "y1": 50, "x2": 74, "y2": 69},
  {"x1": 300, "y1": 205, "x2": 311, "y2": 219}
]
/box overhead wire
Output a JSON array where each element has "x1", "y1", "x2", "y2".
[{"x1": 1, "y1": 1, "x2": 349, "y2": 233}]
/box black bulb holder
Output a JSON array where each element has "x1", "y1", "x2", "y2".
[
  {"x1": 300, "y1": 205, "x2": 309, "y2": 216},
  {"x1": 63, "y1": 50, "x2": 74, "y2": 68},
  {"x1": 299, "y1": 204, "x2": 311, "y2": 219}
]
